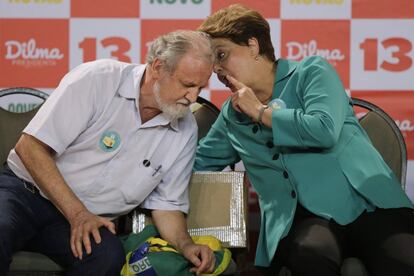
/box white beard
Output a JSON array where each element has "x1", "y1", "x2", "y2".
[{"x1": 154, "y1": 81, "x2": 189, "y2": 121}]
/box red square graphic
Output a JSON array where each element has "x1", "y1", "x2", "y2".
[
  {"x1": 71, "y1": 0, "x2": 139, "y2": 18},
  {"x1": 352, "y1": 0, "x2": 414, "y2": 19},
  {"x1": 0, "y1": 19, "x2": 68, "y2": 88},
  {"x1": 141, "y1": 19, "x2": 203, "y2": 62},
  {"x1": 281, "y1": 20, "x2": 350, "y2": 88},
  {"x1": 210, "y1": 90, "x2": 231, "y2": 110},
  {"x1": 212, "y1": 0, "x2": 280, "y2": 18},
  {"x1": 352, "y1": 91, "x2": 414, "y2": 160}
]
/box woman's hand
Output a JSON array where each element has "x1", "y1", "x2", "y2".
[{"x1": 226, "y1": 75, "x2": 263, "y2": 121}]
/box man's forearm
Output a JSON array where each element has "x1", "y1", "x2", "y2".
[
  {"x1": 152, "y1": 210, "x2": 193, "y2": 252},
  {"x1": 15, "y1": 134, "x2": 87, "y2": 221},
  {"x1": 152, "y1": 209, "x2": 215, "y2": 274}
]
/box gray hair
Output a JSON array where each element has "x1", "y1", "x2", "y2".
[{"x1": 146, "y1": 30, "x2": 213, "y2": 73}]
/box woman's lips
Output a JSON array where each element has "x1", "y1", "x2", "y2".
[{"x1": 218, "y1": 74, "x2": 228, "y2": 85}]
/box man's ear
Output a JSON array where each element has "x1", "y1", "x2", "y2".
[
  {"x1": 248, "y1": 37, "x2": 260, "y2": 57},
  {"x1": 150, "y1": 58, "x2": 164, "y2": 79}
]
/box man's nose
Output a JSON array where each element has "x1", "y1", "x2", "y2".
[{"x1": 186, "y1": 88, "x2": 200, "y2": 103}]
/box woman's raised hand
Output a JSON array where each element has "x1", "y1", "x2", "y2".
[{"x1": 226, "y1": 75, "x2": 263, "y2": 120}]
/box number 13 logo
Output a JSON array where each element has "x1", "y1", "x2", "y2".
[
  {"x1": 360, "y1": 37, "x2": 412, "y2": 72},
  {"x1": 79, "y1": 37, "x2": 131, "y2": 63}
]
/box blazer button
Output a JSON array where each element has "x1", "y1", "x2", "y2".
[
  {"x1": 283, "y1": 171, "x2": 289, "y2": 179},
  {"x1": 272, "y1": 153, "x2": 279, "y2": 160},
  {"x1": 291, "y1": 190, "x2": 296, "y2": 199},
  {"x1": 252, "y1": 125, "x2": 259, "y2": 134},
  {"x1": 266, "y1": 141, "x2": 274, "y2": 148}
]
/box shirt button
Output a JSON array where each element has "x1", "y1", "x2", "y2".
[
  {"x1": 272, "y1": 153, "x2": 279, "y2": 160},
  {"x1": 252, "y1": 125, "x2": 259, "y2": 134},
  {"x1": 266, "y1": 141, "x2": 274, "y2": 148},
  {"x1": 291, "y1": 190, "x2": 296, "y2": 199},
  {"x1": 283, "y1": 171, "x2": 289, "y2": 179}
]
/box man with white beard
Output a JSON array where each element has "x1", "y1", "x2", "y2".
[{"x1": 0, "y1": 30, "x2": 215, "y2": 275}]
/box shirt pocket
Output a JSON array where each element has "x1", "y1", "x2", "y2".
[{"x1": 119, "y1": 164, "x2": 164, "y2": 205}]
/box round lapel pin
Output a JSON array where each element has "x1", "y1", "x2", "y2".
[
  {"x1": 269, "y1": 98, "x2": 286, "y2": 111},
  {"x1": 99, "y1": 131, "x2": 121, "y2": 152}
]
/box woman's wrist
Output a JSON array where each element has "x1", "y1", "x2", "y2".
[{"x1": 257, "y1": 105, "x2": 269, "y2": 124}]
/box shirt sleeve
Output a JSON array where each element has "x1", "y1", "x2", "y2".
[
  {"x1": 272, "y1": 56, "x2": 349, "y2": 149},
  {"x1": 194, "y1": 109, "x2": 240, "y2": 171},
  {"x1": 140, "y1": 126, "x2": 197, "y2": 214},
  {"x1": 23, "y1": 61, "x2": 119, "y2": 155}
]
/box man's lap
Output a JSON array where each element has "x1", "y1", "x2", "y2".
[{"x1": 0, "y1": 169, "x2": 125, "y2": 273}]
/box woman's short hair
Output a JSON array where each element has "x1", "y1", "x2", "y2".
[
  {"x1": 198, "y1": 4, "x2": 276, "y2": 62},
  {"x1": 146, "y1": 30, "x2": 213, "y2": 73}
]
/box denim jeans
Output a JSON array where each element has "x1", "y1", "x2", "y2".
[{"x1": 0, "y1": 165, "x2": 125, "y2": 275}]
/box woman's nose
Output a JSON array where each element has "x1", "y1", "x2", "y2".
[{"x1": 213, "y1": 63, "x2": 222, "y2": 74}]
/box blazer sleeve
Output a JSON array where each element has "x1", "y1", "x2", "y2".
[
  {"x1": 272, "y1": 56, "x2": 349, "y2": 149},
  {"x1": 194, "y1": 111, "x2": 240, "y2": 171}
]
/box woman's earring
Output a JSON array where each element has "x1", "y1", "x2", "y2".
[{"x1": 255, "y1": 56, "x2": 259, "y2": 61}]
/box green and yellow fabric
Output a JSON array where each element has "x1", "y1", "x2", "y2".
[{"x1": 120, "y1": 225, "x2": 231, "y2": 276}]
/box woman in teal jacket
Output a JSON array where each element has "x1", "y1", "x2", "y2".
[{"x1": 194, "y1": 4, "x2": 414, "y2": 276}]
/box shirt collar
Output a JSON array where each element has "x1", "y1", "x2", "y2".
[
  {"x1": 118, "y1": 64, "x2": 180, "y2": 131},
  {"x1": 140, "y1": 112, "x2": 181, "y2": 132},
  {"x1": 275, "y1": 59, "x2": 297, "y2": 82},
  {"x1": 118, "y1": 64, "x2": 146, "y2": 100},
  {"x1": 158, "y1": 114, "x2": 180, "y2": 132},
  {"x1": 169, "y1": 117, "x2": 180, "y2": 131}
]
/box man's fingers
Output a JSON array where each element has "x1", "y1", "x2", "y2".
[
  {"x1": 196, "y1": 247, "x2": 215, "y2": 274},
  {"x1": 226, "y1": 75, "x2": 244, "y2": 90},
  {"x1": 102, "y1": 219, "x2": 116, "y2": 235},
  {"x1": 70, "y1": 227, "x2": 83, "y2": 259},
  {"x1": 70, "y1": 232, "x2": 78, "y2": 258},
  {"x1": 208, "y1": 260, "x2": 216, "y2": 274},
  {"x1": 83, "y1": 232, "x2": 92, "y2": 255},
  {"x1": 92, "y1": 228, "x2": 102, "y2": 244},
  {"x1": 188, "y1": 253, "x2": 202, "y2": 268},
  {"x1": 196, "y1": 258, "x2": 209, "y2": 274},
  {"x1": 68, "y1": 212, "x2": 114, "y2": 259},
  {"x1": 75, "y1": 233, "x2": 83, "y2": 260},
  {"x1": 184, "y1": 245, "x2": 215, "y2": 275}
]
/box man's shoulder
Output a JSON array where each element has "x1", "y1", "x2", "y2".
[
  {"x1": 75, "y1": 59, "x2": 138, "y2": 76},
  {"x1": 64, "y1": 59, "x2": 142, "y2": 94}
]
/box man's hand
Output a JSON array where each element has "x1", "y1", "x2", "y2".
[
  {"x1": 69, "y1": 210, "x2": 116, "y2": 260},
  {"x1": 15, "y1": 134, "x2": 117, "y2": 260},
  {"x1": 181, "y1": 242, "x2": 216, "y2": 275},
  {"x1": 152, "y1": 210, "x2": 216, "y2": 275}
]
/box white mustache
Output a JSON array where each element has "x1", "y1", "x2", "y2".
[{"x1": 177, "y1": 99, "x2": 190, "y2": 106}]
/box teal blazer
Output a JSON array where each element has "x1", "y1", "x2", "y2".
[{"x1": 194, "y1": 56, "x2": 413, "y2": 267}]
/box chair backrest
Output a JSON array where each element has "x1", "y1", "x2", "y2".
[
  {"x1": 191, "y1": 96, "x2": 220, "y2": 141},
  {"x1": 352, "y1": 97, "x2": 407, "y2": 189},
  {"x1": 0, "y1": 87, "x2": 48, "y2": 165}
]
